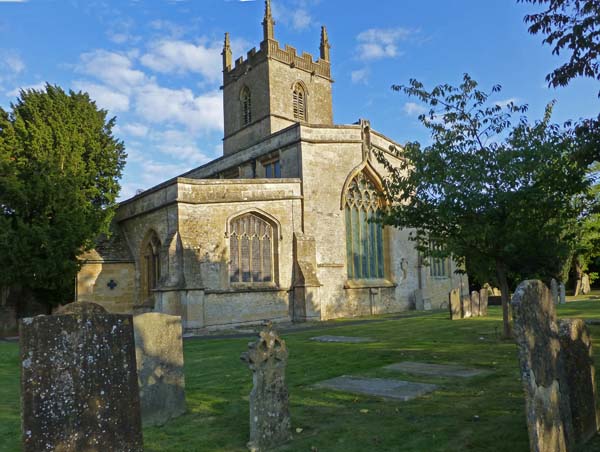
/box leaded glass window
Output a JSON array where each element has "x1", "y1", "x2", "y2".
[
  {"x1": 345, "y1": 172, "x2": 385, "y2": 279},
  {"x1": 429, "y1": 242, "x2": 449, "y2": 277},
  {"x1": 230, "y1": 214, "x2": 274, "y2": 284},
  {"x1": 293, "y1": 83, "x2": 306, "y2": 122},
  {"x1": 241, "y1": 87, "x2": 252, "y2": 126}
]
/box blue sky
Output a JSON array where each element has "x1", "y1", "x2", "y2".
[{"x1": 0, "y1": 0, "x2": 598, "y2": 200}]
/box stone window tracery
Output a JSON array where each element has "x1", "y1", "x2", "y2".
[
  {"x1": 344, "y1": 172, "x2": 385, "y2": 280},
  {"x1": 230, "y1": 213, "x2": 274, "y2": 284},
  {"x1": 429, "y1": 241, "x2": 449, "y2": 278},
  {"x1": 241, "y1": 86, "x2": 252, "y2": 126},
  {"x1": 292, "y1": 83, "x2": 306, "y2": 122}
]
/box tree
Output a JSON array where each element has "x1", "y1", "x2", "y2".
[
  {"x1": 379, "y1": 74, "x2": 595, "y2": 338},
  {"x1": 0, "y1": 84, "x2": 126, "y2": 308},
  {"x1": 519, "y1": 0, "x2": 600, "y2": 90}
]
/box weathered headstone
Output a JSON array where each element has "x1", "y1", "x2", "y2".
[
  {"x1": 471, "y1": 291, "x2": 480, "y2": 317},
  {"x1": 461, "y1": 295, "x2": 472, "y2": 318},
  {"x1": 448, "y1": 288, "x2": 462, "y2": 320},
  {"x1": 133, "y1": 313, "x2": 186, "y2": 427},
  {"x1": 511, "y1": 280, "x2": 572, "y2": 452},
  {"x1": 582, "y1": 274, "x2": 591, "y2": 295},
  {"x1": 241, "y1": 323, "x2": 292, "y2": 452},
  {"x1": 479, "y1": 288, "x2": 488, "y2": 317},
  {"x1": 551, "y1": 279, "x2": 559, "y2": 305},
  {"x1": 560, "y1": 283, "x2": 567, "y2": 305},
  {"x1": 20, "y1": 303, "x2": 143, "y2": 452},
  {"x1": 414, "y1": 288, "x2": 424, "y2": 311},
  {"x1": 558, "y1": 319, "x2": 599, "y2": 445}
]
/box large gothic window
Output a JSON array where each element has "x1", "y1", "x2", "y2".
[
  {"x1": 241, "y1": 86, "x2": 252, "y2": 126},
  {"x1": 292, "y1": 83, "x2": 306, "y2": 122},
  {"x1": 229, "y1": 213, "x2": 274, "y2": 284},
  {"x1": 344, "y1": 172, "x2": 385, "y2": 280},
  {"x1": 142, "y1": 232, "x2": 161, "y2": 296}
]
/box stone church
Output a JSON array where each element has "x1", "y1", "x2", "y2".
[{"x1": 76, "y1": 1, "x2": 467, "y2": 332}]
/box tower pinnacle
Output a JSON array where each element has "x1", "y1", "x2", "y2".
[
  {"x1": 222, "y1": 32, "x2": 232, "y2": 71},
  {"x1": 262, "y1": 0, "x2": 275, "y2": 42},
  {"x1": 320, "y1": 25, "x2": 330, "y2": 61}
]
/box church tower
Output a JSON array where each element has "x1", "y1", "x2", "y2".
[{"x1": 221, "y1": 0, "x2": 334, "y2": 155}]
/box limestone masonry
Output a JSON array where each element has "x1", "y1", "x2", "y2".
[{"x1": 76, "y1": 0, "x2": 467, "y2": 332}]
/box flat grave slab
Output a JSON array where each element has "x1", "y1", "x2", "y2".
[
  {"x1": 384, "y1": 361, "x2": 491, "y2": 378},
  {"x1": 315, "y1": 376, "x2": 437, "y2": 401},
  {"x1": 310, "y1": 335, "x2": 376, "y2": 343}
]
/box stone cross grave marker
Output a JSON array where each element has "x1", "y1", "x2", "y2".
[
  {"x1": 241, "y1": 322, "x2": 292, "y2": 452},
  {"x1": 20, "y1": 302, "x2": 143, "y2": 452},
  {"x1": 448, "y1": 288, "x2": 462, "y2": 320},
  {"x1": 133, "y1": 312, "x2": 186, "y2": 427},
  {"x1": 511, "y1": 280, "x2": 572, "y2": 452}
]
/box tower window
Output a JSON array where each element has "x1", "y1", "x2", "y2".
[
  {"x1": 241, "y1": 86, "x2": 252, "y2": 125},
  {"x1": 264, "y1": 159, "x2": 281, "y2": 178},
  {"x1": 292, "y1": 83, "x2": 306, "y2": 122}
]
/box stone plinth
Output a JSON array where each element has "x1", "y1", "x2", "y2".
[
  {"x1": 241, "y1": 323, "x2": 292, "y2": 452},
  {"x1": 558, "y1": 319, "x2": 599, "y2": 445},
  {"x1": 133, "y1": 313, "x2": 186, "y2": 427},
  {"x1": 20, "y1": 306, "x2": 143, "y2": 452},
  {"x1": 511, "y1": 280, "x2": 572, "y2": 452},
  {"x1": 449, "y1": 288, "x2": 461, "y2": 320}
]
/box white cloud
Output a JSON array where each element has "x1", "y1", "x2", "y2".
[
  {"x1": 73, "y1": 81, "x2": 130, "y2": 113},
  {"x1": 291, "y1": 9, "x2": 311, "y2": 30},
  {"x1": 404, "y1": 102, "x2": 427, "y2": 116},
  {"x1": 140, "y1": 39, "x2": 222, "y2": 82},
  {"x1": 6, "y1": 81, "x2": 45, "y2": 97},
  {"x1": 351, "y1": 68, "x2": 369, "y2": 84},
  {"x1": 356, "y1": 28, "x2": 415, "y2": 60},
  {"x1": 121, "y1": 122, "x2": 149, "y2": 137},
  {"x1": 495, "y1": 97, "x2": 519, "y2": 107},
  {"x1": 134, "y1": 84, "x2": 223, "y2": 132},
  {"x1": 77, "y1": 50, "x2": 147, "y2": 92}
]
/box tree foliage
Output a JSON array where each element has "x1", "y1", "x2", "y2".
[
  {"x1": 519, "y1": 0, "x2": 600, "y2": 90},
  {"x1": 379, "y1": 74, "x2": 596, "y2": 337},
  {"x1": 0, "y1": 84, "x2": 126, "y2": 306}
]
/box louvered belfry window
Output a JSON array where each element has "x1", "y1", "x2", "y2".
[
  {"x1": 345, "y1": 173, "x2": 385, "y2": 280},
  {"x1": 241, "y1": 87, "x2": 252, "y2": 125},
  {"x1": 293, "y1": 84, "x2": 306, "y2": 122},
  {"x1": 230, "y1": 214, "x2": 274, "y2": 284}
]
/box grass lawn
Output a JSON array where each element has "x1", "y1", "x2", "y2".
[{"x1": 2, "y1": 302, "x2": 600, "y2": 451}]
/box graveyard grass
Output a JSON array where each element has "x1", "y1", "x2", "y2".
[{"x1": 2, "y1": 300, "x2": 600, "y2": 451}]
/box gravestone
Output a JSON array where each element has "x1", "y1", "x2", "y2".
[
  {"x1": 558, "y1": 319, "x2": 599, "y2": 445},
  {"x1": 511, "y1": 280, "x2": 572, "y2": 452},
  {"x1": 560, "y1": 283, "x2": 566, "y2": 305},
  {"x1": 310, "y1": 335, "x2": 375, "y2": 343},
  {"x1": 551, "y1": 279, "x2": 559, "y2": 305},
  {"x1": 448, "y1": 288, "x2": 462, "y2": 320},
  {"x1": 384, "y1": 361, "x2": 491, "y2": 378},
  {"x1": 461, "y1": 295, "x2": 472, "y2": 318},
  {"x1": 479, "y1": 288, "x2": 488, "y2": 317},
  {"x1": 582, "y1": 274, "x2": 591, "y2": 295},
  {"x1": 413, "y1": 288, "x2": 424, "y2": 311},
  {"x1": 316, "y1": 376, "x2": 437, "y2": 401},
  {"x1": 133, "y1": 313, "x2": 186, "y2": 427},
  {"x1": 471, "y1": 291, "x2": 480, "y2": 317},
  {"x1": 20, "y1": 303, "x2": 143, "y2": 452},
  {"x1": 241, "y1": 323, "x2": 292, "y2": 452}
]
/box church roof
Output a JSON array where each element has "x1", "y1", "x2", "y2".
[{"x1": 79, "y1": 225, "x2": 134, "y2": 263}]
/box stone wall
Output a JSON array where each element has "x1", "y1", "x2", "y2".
[{"x1": 76, "y1": 262, "x2": 136, "y2": 313}]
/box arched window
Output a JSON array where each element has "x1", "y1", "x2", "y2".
[
  {"x1": 141, "y1": 232, "x2": 161, "y2": 296},
  {"x1": 292, "y1": 83, "x2": 306, "y2": 122},
  {"x1": 241, "y1": 86, "x2": 252, "y2": 126},
  {"x1": 229, "y1": 213, "x2": 274, "y2": 284},
  {"x1": 344, "y1": 172, "x2": 385, "y2": 280}
]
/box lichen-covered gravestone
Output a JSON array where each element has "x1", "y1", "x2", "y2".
[
  {"x1": 471, "y1": 291, "x2": 480, "y2": 317},
  {"x1": 448, "y1": 288, "x2": 462, "y2": 320},
  {"x1": 511, "y1": 280, "x2": 572, "y2": 452},
  {"x1": 559, "y1": 283, "x2": 567, "y2": 305},
  {"x1": 133, "y1": 312, "x2": 186, "y2": 427},
  {"x1": 558, "y1": 319, "x2": 599, "y2": 445},
  {"x1": 20, "y1": 302, "x2": 143, "y2": 452},
  {"x1": 241, "y1": 323, "x2": 292, "y2": 452},
  {"x1": 461, "y1": 295, "x2": 472, "y2": 318},
  {"x1": 551, "y1": 279, "x2": 559, "y2": 305},
  {"x1": 479, "y1": 288, "x2": 488, "y2": 317}
]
